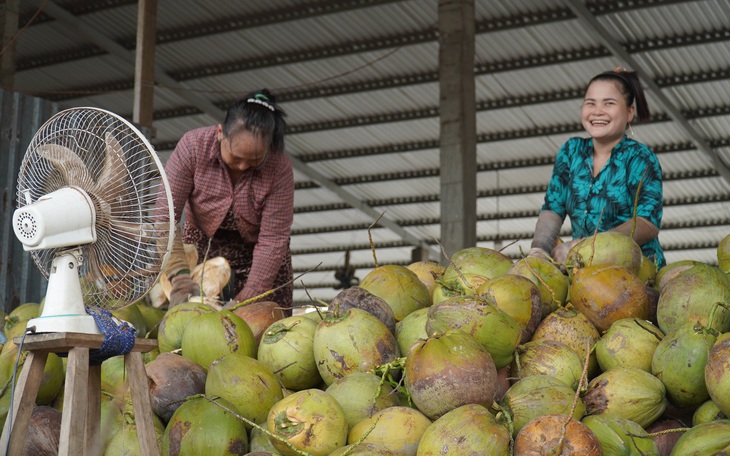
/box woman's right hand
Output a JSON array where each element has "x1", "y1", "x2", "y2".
[{"x1": 169, "y1": 273, "x2": 200, "y2": 307}]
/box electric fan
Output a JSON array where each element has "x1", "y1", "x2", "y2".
[{"x1": 12, "y1": 107, "x2": 175, "y2": 334}]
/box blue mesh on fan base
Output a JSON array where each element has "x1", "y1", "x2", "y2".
[{"x1": 85, "y1": 307, "x2": 137, "y2": 365}]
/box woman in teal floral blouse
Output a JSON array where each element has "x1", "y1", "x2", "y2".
[{"x1": 530, "y1": 68, "x2": 665, "y2": 268}]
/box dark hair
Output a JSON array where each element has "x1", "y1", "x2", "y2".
[
  {"x1": 588, "y1": 69, "x2": 651, "y2": 123},
  {"x1": 222, "y1": 89, "x2": 287, "y2": 153}
]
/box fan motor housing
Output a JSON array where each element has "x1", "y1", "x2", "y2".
[{"x1": 13, "y1": 186, "x2": 97, "y2": 251}]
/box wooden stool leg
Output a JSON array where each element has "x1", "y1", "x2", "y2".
[
  {"x1": 125, "y1": 351, "x2": 159, "y2": 456},
  {"x1": 59, "y1": 347, "x2": 90, "y2": 456},
  {"x1": 85, "y1": 364, "x2": 102, "y2": 456},
  {"x1": 0, "y1": 351, "x2": 49, "y2": 456}
]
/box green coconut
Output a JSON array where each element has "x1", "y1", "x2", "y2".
[
  {"x1": 180, "y1": 310, "x2": 256, "y2": 370},
  {"x1": 395, "y1": 307, "x2": 429, "y2": 356},
  {"x1": 359, "y1": 264, "x2": 431, "y2": 321},
  {"x1": 347, "y1": 406, "x2": 431, "y2": 454},
  {"x1": 4, "y1": 302, "x2": 40, "y2": 334},
  {"x1": 508, "y1": 256, "x2": 569, "y2": 318},
  {"x1": 717, "y1": 232, "x2": 730, "y2": 274},
  {"x1": 257, "y1": 315, "x2": 321, "y2": 391},
  {"x1": 135, "y1": 302, "x2": 165, "y2": 338},
  {"x1": 475, "y1": 273, "x2": 543, "y2": 343},
  {"x1": 416, "y1": 403, "x2": 511, "y2": 456},
  {"x1": 530, "y1": 307, "x2": 600, "y2": 378},
  {"x1": 266, "y1": 389, "x2": 348, "y2": 456},
  {"x1": 582, "y1": 414, "x2": 659, "y2": 456},
  {"x1": 36, "y1": 352, "x2": 64, "y2": 406},
  {"x1": 499, "y1": 374, "x2": 585, "y2": 437},
  {"x1": 656, "y1": 263, "x2": 730, "y2": 335},
  {"x1": 205, "y1": 353, "x2": 283, "y2": 427},
  {"x1": 595, "y1": 318, "x2": 664, "y2": 372},
  {"x1": 312, "y1": 308, "x2": 399, "y2": 386},
  {"x1": 406, "y1": 260, "x2": 445, "y2": 299},
  {"x1": 249, "y1": 425, "x2": 283, "y2": 454},
  {"x1": 329, "y1": 443, "x2": 397, "y2": 455},
  {"x1": 157, "y1": 301, "x2": 215, "y2": 353},
  {"x1": 426, "y1": 295, "x2": 521, "y2": 368},
  {"x1": 104, "y1": 418, "x2": 165, "y2": 456},
  {"x1": 566, "y1": 231, "x2": 643, "y2": 276},
  {"x1": 706, "y1": 332, "x2": 730, "y2": 416},
  {"x1": 432, "y1": 247, "x2": 513, "y2": 303},
  {"x1": 161, "y1": 396, "x2": 248, "y2": 456},
  {"x1": 583, "y1": 367, "x2": 667, "y2": 428},
  {"x1": 325, "y1": 372, "x2": 399, "y2": 428},
  {"x1": 112, "y1": 303, "x2": 147, "y2": 337},
  {"x1": 654, "y1": 259, "x2": 700, "y2": 291},
  {"x1": 405, "y1": 329, "x2": 498, "y2": 420},
  {"x1": 693, "y1": 399, "x2": 726, "y2": 426},
  {"x1": 510, "y1": 339, "x2": 584, "y2": 389},
  {"x1": 101, "y1": 355, "x2": 128, "y2": 397},
  {"x1": 669, "y1": 419, "x2": 730, "y2": 456},
  {"x1": 651, "y1": 321, "x2": 717, "y2": 408}
]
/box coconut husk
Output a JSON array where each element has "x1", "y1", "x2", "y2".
[
  {"x1": 160, "y1": 243, "x2": 200, "y2": 301},
  {"x1": 191, "y1": 256, "x2": 231, "y2": 300}
]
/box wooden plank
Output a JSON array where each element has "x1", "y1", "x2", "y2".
[
  {"x1": 0, "y1": 351, "x2": 49, "y2": 456},
  {"x1": 59, "y1": 347, "x2": 90, "y2": 456},
  {"x1": 16, "y1": 332, "x2": 158, "y2": 353},
  {"x1": 85, "y1": 364, "x2": 102, "y2": 456},
  {"x1": 125, "y1": 351, "x2": 159, "y2": 456}
]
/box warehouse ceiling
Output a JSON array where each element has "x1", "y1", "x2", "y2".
[{"x1": 7, "y1": 0, "x2": 730, "y2": 305}]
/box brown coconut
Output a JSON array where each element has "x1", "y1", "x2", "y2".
[
  {"x1": 329, "y1": 286, "x2": 396, "y2": 334},
  {"x1": 23, "y1": 406, "x2": 61, "y2": 456},
  {"x1": 514, "y1": 414, "x2": 602, "y2": 455},
  {"x1": 146, "y1": 352, "x2": 207, "y2": 422},
  {"x1": 233, "y1": 300, "x2": 286, "y2": 344}
]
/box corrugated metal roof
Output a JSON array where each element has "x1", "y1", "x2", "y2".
[{"x1": 7, "y1": 0, "x2": 730, "y2": 305}]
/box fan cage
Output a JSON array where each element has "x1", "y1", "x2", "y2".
[{"x1": 15, "y1": 107, "x2": 174, "y2": 310}]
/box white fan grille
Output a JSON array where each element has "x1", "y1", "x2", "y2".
[{"x1": 15, "y1": 107, "x2": 174, "y2": 310}]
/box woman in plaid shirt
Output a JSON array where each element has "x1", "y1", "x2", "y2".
[{"x1": 163, "y1": 89, "x2": 295, "y2": 313}]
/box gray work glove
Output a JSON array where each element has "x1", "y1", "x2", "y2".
[
  {"x1": 531, "y1": 211, "x2": 564, "y2": 253},
  {"x1": 169, "y1": 273, "x2": 199, "y2": 307}
]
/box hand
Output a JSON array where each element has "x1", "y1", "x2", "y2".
[
  {"x1": 552, "y1": 239, "x2": 581, "y2": 264},
  {"x1": 169, "y1": 274, "x2": 199, "y2": 307},
  {"x1": 527, "y1": 247, "x2": 552, "y2": 262}
]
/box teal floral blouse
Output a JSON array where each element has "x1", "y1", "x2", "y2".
[{"x1": 542, "y1": 135, "x2": 665, "y2": 267}]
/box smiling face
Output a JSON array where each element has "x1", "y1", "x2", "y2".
[
  {"x1": 581, "y1": 80, "x2": 635, "y2": 147},
  {"x1": 218, "y1": 124, "x2": 269, "y2": 174}
]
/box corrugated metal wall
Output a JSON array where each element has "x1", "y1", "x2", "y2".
[{"x1": 0, "y1": 89, "x2": 57, "y2": 314}]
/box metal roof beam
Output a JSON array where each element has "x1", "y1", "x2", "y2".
[
  {"x1": 288, "y1": 154, "x2": 440, "y2": 260},
  {"x1": 27, "y1": 0, "x2": 223, "y2": 124},
  {"x1": 28, "y1": 0, "x2": 436, "y2": 259},
  {"x1": 565, "y1": 0, "x2": 730, "y2": 184}
]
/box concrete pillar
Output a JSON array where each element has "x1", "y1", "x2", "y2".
[{"x1": 438, "y1": 0, "x2": 477, "y2": 261}]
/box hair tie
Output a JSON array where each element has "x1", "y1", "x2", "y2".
[{"x1": 247, "y1": 96, "x2": 275, "y2": 111}]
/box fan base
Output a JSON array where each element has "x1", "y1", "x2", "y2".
[{"x1": 26, "y1": 315, "x2": 101, "y2": 335}]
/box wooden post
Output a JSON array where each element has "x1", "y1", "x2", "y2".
[
  {"x1": 133, "y1": 0, "x2": 158, "y2": 135},
  {"x1": 438, "y1": 0, "x2": 477, "y2": 261},
  {"x1": 1, "y1": 0, "x2": 19, "y2": 88}
]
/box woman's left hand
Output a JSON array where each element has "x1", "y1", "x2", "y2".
[{"x1": 552, "y1": 238, "x2": 582, "y2": 264}]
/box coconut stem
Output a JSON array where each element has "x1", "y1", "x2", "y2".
[
  {"x1": 368, "y1": 212, "x2": 386, "y2": 269},
  {"x1": 227, "y1": 263, "x2": 322, "y2": 311},
  {"x1": 704, "y1": 301, "x2": 730, "y2": 335},
  {"x1": 201, "y1": 394, "x2": 311, "y2": 456}
]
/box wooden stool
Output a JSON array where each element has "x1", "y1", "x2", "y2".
[{"x1": 0, "y1": 332, "x2": 159, "y2": 456}]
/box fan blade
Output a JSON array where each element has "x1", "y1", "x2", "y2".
[
  {"x1": 93, "y1": 132, "x2": 128, "y2": 204},
  {"x1": 37, "y1": 144, "x2": 95, "y2": 190}
]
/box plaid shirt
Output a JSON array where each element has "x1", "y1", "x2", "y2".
[{"x1": 164, "y1": 126, "x2": 294, "y2": 300}]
